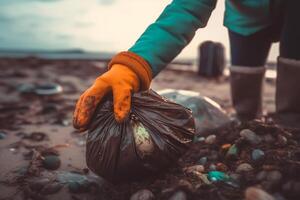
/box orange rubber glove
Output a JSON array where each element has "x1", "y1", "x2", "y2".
[{"x1": 73, "y1": 51, "x2": 152, "y2": 131}]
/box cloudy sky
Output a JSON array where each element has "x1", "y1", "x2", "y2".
[{"x1": 0, "y1": 0, "x2": 279, "y2": 60}]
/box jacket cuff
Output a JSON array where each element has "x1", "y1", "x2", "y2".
[{"x1": 108, "y1": 51, "x2": 152, "y2": 91}]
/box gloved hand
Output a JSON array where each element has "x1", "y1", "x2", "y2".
[{"x1": 73, "y1": 51, "x2": 152, "y2": 131}]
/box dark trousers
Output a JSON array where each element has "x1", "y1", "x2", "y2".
[{"x1": 229, "y1": 0, "x2": 300, "y2": 66}]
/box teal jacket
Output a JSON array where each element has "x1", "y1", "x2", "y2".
[{"x1": 129, "y1": 0, "x2": 284, "y2": 77}]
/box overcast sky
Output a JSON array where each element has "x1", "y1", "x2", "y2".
[{"x1": 0, "y1": 0, "x2": 279, "y2": 60}]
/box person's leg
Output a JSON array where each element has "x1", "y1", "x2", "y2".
[
  {"x1": 276, "y1": 0, "x2": 300, "y2": 128},
  {"x1": 229, "y1": 29, "x2": 272, "y2": 120}
]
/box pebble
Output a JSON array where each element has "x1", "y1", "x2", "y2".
[
  {"x1": 266, "y1": 170, "x2": 282, "y2": 183},
  {"x1": 0, "y1": 132, "x2": 6, "y2": 139},
  {"x1": 221, "y1": 143, "x2": 231, "y2": 150},
  {"x1": 177, "y1": 179, "x2": 193, "y2": 191},
  {"x1": 252, "y1": 149, "x2": 265, "y2": 161},
  {"x1": 205, "y1": 134, "x2": 216, "y2": 145},
  {"x1": 256, "y1": 171, "x2": 268, "y2": 181},
  {"x1": 245, "y1": 187, "x2": 274, "y2": 200},
  {"x1": 226, "y1": 144, "x2": 238, "y2": 158},
  {"x1": 197, "y1": 173, "x2": 211, "y2": 185},
  {"x1": 236, "y1": 163, "x2": 253, "y2": 173},
  {"x1": 263, "y1": 134, "x2": 275, "y2": 143},
  {"x1": 43, "y1": 155, "x2": 61, "y2": 170},
  {"x1": 130, "y1": 189, "x2": 155, "y2": 200},
  {"x1": 216, "y1": 163, "x2": 228, "y2": 172},
  {"x1": 208, "y1": 171, "x2": 229, "y2": 182},
  {"x1": 209, "y1": 164, "x2": 217, "y2": 171},
  {"x1": 277, "y1": 135, "x2": 288, "y2": 146},
  {"x1": 16, "y1": 83, "x2": 35, "y2": 93},
  {"x1": 183, "y1": 165, "x2": 205, "y2": 174},
  {"x1": 240, "y1": 129, "x2": 262, "y2": 145},
  {"x1": 169, "y1": 191, "x2": 187, "y2": 200},
  {"x1": 197, "y1": 157, "x2": 208, "y2": 165},
  {"x1": 194, "y1": 136, "x2": 205, "y2": 143}
]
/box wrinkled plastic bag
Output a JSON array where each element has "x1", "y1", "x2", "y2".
[
  {"x1": 158, "y1": 89, "x2": 232, "y2": 135},
  {"x1": 86, "y1": 89, "x2": 195, "y2": 182}
]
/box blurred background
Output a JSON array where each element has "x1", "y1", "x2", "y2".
[{"x1": 0, "y1": 0, "x2": 279, "y2": 61}]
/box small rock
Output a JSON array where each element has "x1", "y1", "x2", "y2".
[
  {"x1": 177, "y1": 179, "x2": 193, "y2": 191},
  {"x1": 209, "y1": 164, "x2": 216, "y2": 171},
  {"x1": 0, "y1": 132, "x2": 6, "y2": 139},
  {"x1": 43, "y1": 155, "x2": 61, "y2": 170},
  {"x1": 169, "y1": 190, "x2": 187, "y2": 200},
  {"x1": 130, "y1": 189, "x2": 155, "y2": 200},
  {"x1": 197, "y1": 157, "x2": 207, "y2": 165},
  {"x1": 197, "y1": 173, "x2": 211, "y2": 185},
  {"x1": 277, "y1": 135, "x2": 287, "y2": 146},
  {"x1": 194, "y1": 136, "x2": 205, "y2": 143},
  {"x1": 256, "y1": 171, "x2": 268, "y2": 181},
  {"x1": 216, "y1": 163, "x2": 228, "y2": 172},
  {"x1": 184, "y1": 165, "x2": 205, "y2": 175},
  {"x1": 240, "y1": 129, "x2": 262, "y2": 145},
  {"x1": 17, "y1": 83, "x2": 35, "y2": 93},
  {"x1": 209, "y1": 150, "x2": 219, "y2": 161},
  {"x1": 236, "y1": 163, "x2": 253, "y2": 173},
  {"x1": 230, "y1": 173, "x2": 241, "y2": 182},
  {"x1": 226, "y1": 144, "x2": 238, "y2": 158},
  {"x1": 208, "y1": 171, "x2": 230, "y2": 182},
  {"x1": 205, "y1": 134, "x2": 216, "y2": 145},
  {"x1": 263, "y1": 134, "x2": 275, "y2": 143},
  {"x1": 245, "y1": 187, "x2": 274, "y2": 200},
  {"x1": 252, "y1": 149, "x2": 265, "y2": 161},
  {"x1": 266, "y1": 170, "x2": 282, "y2": 183},
  {"x1": 221, "y1": 143, "x2": 231, "y2": 150}
]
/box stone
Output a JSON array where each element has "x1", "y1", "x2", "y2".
[
  {"x1": 183, "y1": 165, "x2": 205, "y2": 174},
  {"x1": 236, "y1": 163, "x2": 253, "y2": 173},
  {"x1": 245, "y1": 187, "x2": 274, "y2": 200},
  {"x1": 216, "y1": 163, "x2": 228, "y2": 172},
  {"x1": 194, "y1": 136, "x2": 205, "y2": 143},
  {"x1": 263, "y1": 134, "x2": 275, "y2": 143},
  {"x1": 209, "y1": 164, "x2": 216, "y2": 171},
  {"x1": 197, "y1": 157, "x2": 208, "y2": 165},
  {"x1": 226, "y1": 144, "x2": 238, "y2": 158},
  {"x1": 266, "y1": 171, "x2": 282, "y2": 183},
  {"x1": 277, "y1": 135, "x2": 287, "y2": 146},
  {"x1": 0, "y1": 132, "x2": 6, "y2": 139},
  {"x1": 205, "y1": 134, "x2": 216, "y2": 145},
  {"x1": 177, "y1": 179, "x2": 193, "y2": 191},
  {"x1": 208, "y1": 171, "x2": 230, "y2": 182},
  {"x1": 252, "y1": 149, "x2": 265, "y2": 161},
  {"x1": 130, "y1": 189, "x2": 155, "y2": 200},
  {"x1": 169, "y1": 190, "x2": 187, "y2": 200},
  {"x1": 240, "y1": 129, "x2": 262, "y2": 145},
  {"x1": 221, "y1": 144, "x2": 231, "y2": 150},
  {"x1": 42, "y1": 155, "x2": 61, "y2": 170},
  {"x1": 256, "y1": 171, "x2": 268, "y2": 181},
  {"x1": 197, "y1": 173, "x2": 212, "y2": 185},
  {"x1": 68, "y1": 182, "x2": 81, "y2": 193}
]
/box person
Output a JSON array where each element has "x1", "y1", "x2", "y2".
[{"x1": 73, "y1": 0, "x2": 300, "y2": 131}]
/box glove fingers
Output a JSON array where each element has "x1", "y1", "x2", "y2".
[
  {"x1": 113, "y1": 85, "x2": 132, "y2": 123},
  {"x1": 73, "y1": 80, "x2": 110, "y2": 131}
]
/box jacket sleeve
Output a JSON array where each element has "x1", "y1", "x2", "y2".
[{"x1": 129, "y1": 0, "x2": 217, "y2": 77}]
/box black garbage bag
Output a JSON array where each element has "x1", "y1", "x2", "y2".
[{"x1": 86, "y1": 90, "x2": 195, "y2": 182}]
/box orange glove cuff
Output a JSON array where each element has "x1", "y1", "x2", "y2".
[{"x1": 108, "y1": 51, "x2": 152, "y2": 91}]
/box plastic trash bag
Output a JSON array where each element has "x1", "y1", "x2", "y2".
[
  {"x1": 158, "y1": 89, "x2": 232, "y2": 135},
  {"x1": 86, "y1": 89, "x2": 195, "y2": 182}
]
